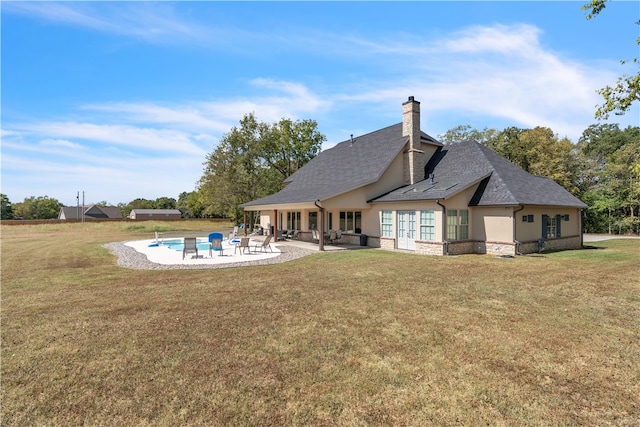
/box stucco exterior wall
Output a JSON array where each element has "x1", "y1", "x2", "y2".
[
  {"x1": 472, "y1": 206, "x2": 514, "y2": 243},
  {"x1": 514, "y1": 206, "x2": 582, "y2": 242}
]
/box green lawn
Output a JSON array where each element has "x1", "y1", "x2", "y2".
[{"x1": 2, "y1": 222, "x2": 639, "y2": 426}]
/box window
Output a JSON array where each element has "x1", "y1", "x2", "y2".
[
  {"x1": 420, "y1": 210, "x2": 435, "y2": 241},
  {"x1": 459, "y1": 210, "x2": 469, "y2": 240},
  {"x1": 308, "y1": 212, "x2": 318, "y2": 230},
  {"x1": 446, "y1": 209, "x2": 469, "y2": 241},
  {"x1": 340, "y1": 211, "x2": 362, "y2": 232},
  {"x1": 522, "y1": 214, "x2": 534, "y2": 223},
  {"x1": 287, "y1": 211, "x2": 301, "y2": 230},
  {"x1": 542, "y1": 214, "x2": 561, "y2": 238},
  {"x1": 381, "y1": 211, "x2": 393, "y2": 237}
]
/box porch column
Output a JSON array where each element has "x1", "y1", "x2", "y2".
[
  {"x1": 274, "y1": 209, "x2": 278, "y2": 241},
  {"x1": 243, "y1": 211, "x2": 248, "y2": 236}
]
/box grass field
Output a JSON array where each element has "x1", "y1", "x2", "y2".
[{"x1": 1, "y1": 221, "x2": 639, "y2": 426}]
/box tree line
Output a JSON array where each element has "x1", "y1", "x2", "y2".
[{"x1": 0, "y1": 193, "x2": 201, "y2": 220}]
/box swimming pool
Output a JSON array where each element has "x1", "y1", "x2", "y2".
[{"x1": 160, "y1": 238, "x2": 211, "y2": 252}]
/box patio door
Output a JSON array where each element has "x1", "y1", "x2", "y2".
[{"x1": 397, "y1": 211, "x2": 416, "y2": 251}]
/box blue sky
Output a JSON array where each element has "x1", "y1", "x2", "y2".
[{"x1": 2, "y1": 1, "x2": 639, "y2": 206}]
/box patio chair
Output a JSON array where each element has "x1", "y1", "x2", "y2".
[
  {"x1": 208, "y1": 232, "x2": 224, "y2": 243},
  {"x1": 293, "y1": 230, "x2": 300, "y2": 240},
  {"x1": 234, "y1": 237, "x2": 250, "y2": 255},
  {"x1": 311, "y1": 229, "x2": 319, "y2": 243},
  {"x1": 254, "y1": 235, "x2": 273, "y2": 253},
  {"x1": 232, "y1": 226, "x2": 239, "y2": 238},
  {"x1": 209, "y1": 238, "x2": 224, "y2": 257},
  {"x1": 328, "y1": 230, "x2": 337, "y2": 244},
  {"x1": 183, "y1": 237, "x2": 198, "y2": 260},
  {"x1": 335, "y1": 229, "x2": 342, "y2": 243}
]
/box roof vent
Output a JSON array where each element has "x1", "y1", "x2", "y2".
[{"x1": 350, "y1": 134, "x2": 355, "y2": 145}]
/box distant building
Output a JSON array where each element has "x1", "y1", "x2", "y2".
[
  {"x1": 128, "y1": 209, "x2": 183, "y2": 220},
  {"x1": 59, "y1": 205, "x2": 123, "y2": 220}
]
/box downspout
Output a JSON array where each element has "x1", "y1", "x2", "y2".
[
  {"x1": 314, "y1": 200, "x2": 324, "y2": 251},
  {"x1": 513, "y1": 205, "x2": 525, "y2": 255},
  {"x1": 436, "y1": 200, "x2": 448, "y2": 255}
]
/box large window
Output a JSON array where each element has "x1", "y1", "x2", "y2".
[
  {"x1": 340, "y1": 211, "x2": 362, "y2": 233},
  {"x1": 446, "y1": 209, "x2": 469, "y2": 241},
  {"x1": 308, "y1": 212, "x2": 318, "y2": 230},
  {"x1": 287, "y1": 211, "x2": 301, "y2": 230},
  {"x1": 381, "y1": 211, "x2": 393, "y2": 237},
  {"x1": 420, "y1": 210, "x2": 435, "y2": 241}
]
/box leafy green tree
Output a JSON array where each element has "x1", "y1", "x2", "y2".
[
  {"x1": 154, "y1": 197, "x2": 177, "y2": 210},
  {"x1": 199, "y1": 113, "x2": 325, "y2": 224},
  {"x1": 578, "y1": 124, "x2": 640, "y2": 233},
  {"x1": 438, "y1": 125, "x2": 497, "y2": 145},
  {"x1": 1, "y1": 194, "x2": 14, "y2": 219},
  {"x1": 582, "y1": 0, "x2": 640, "y2": 119},
  {"x1": 177, "y1": 191, "x2": 205, "y2": 218},
  {"x1": 12, "y1": 196, "x2": 62, "y2": 219}
]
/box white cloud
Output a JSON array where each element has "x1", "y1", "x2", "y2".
[
  {"x1": 327, "y1": 23, "x2": 621, "y2": 140},
  {"x1": 39, "y1": 138, "x2": 84, "y2": 150},
  {"x1": 14, "y1": 122, "x2": 208, "y2": 157},
  {"x1": 2, "y1": 2, "x2": 212, "y2": 45}
]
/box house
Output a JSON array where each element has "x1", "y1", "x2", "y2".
[
  {"x1": 128, "y1": 209, "x2": 182, "y2": 220},
  {"x1": 241, "y1": 97, "x2": 587, "y2": 256},
  {"x1": 58, "y1": 205, "x2": 123, "y2": 220}
]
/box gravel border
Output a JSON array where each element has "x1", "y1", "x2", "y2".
[{"x1": 104, "y1": 241, "x2": 316, "y2": 270}]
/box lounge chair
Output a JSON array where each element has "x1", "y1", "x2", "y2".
[
  {"x1": 254, "y1": 235, "x2": 273, "y2": 252},
  {"x1": 183, "y1": 237, "x2": 198, "y2": 260},
  {"x1": 209, "y1": 238, "x2": 224, "y2": 257},
  {"x1": 234, "y1": 237, "x2": 250, "y2": 255}
]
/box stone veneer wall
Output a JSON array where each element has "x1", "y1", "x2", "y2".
[
  {"x1": 415, "y1": 241, "x2": 445, "y2": 256},
  {"x1": 539, "y1": 236, "x2": 582, "y2": 252},
  {"x1": 474, "y1": 241, "x2": 516, "y2": 257}
]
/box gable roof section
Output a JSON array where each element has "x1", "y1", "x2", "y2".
[
  {"x1": 371, "y1": 140, "x2": 587, "y2": 208},
  {"x1": 59, "y1": 205, "x2": 123, "y2": 219},
  {"x1": 242, "y1": 123, "x2": 440, "y2": 207}
]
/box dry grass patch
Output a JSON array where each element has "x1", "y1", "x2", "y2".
[{"x1": 2, "y1": 223, "x2": 639, "y2": 425}]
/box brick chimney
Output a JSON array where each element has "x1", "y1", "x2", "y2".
[{"x1": 402, "y1": 96, "x2": 425, "y2": 184}]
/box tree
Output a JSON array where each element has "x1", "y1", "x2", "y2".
[
  {"x1": 177, "y1": 191, "x2": 205, "y2": 218},
  {"x1": 12, "y1": 196, "x2": 62, "y2": 219},
  {"x1": 1, "y1": 194, "x2": 14, "y2": 219},
  {"x1": 578, "y1": 124, "x2": 640, "y2": 233},
  {"x1": 582, "y1": 0, "x2": 640, "y2": 119},
  {"x1": 437, "y1": 125, "x2": 497, "y2": 145},
  {"x1": 199, "y1": 113, "x2": 326, "y2": 223},
  {"x1": 154, "y1": 197, "x2": 177, "y2": 210}
]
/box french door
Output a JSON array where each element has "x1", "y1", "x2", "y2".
[{"x1": 397, "y1": 211, "x2": 416, "y2": 250}]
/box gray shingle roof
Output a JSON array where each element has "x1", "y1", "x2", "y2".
[
  {"x1": 371, "y1": 140, "x2": 587, "y2": 208},
  {"x1": 242, "y1": 123, "x2": 440, "y2": 207},
  {"x1": 59, "y1": 205, "x2": 123, "y2": 219}
]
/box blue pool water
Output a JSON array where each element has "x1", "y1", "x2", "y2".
[{"x1": 160, "y1": 238, "x2": 211, "y2": 252}]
